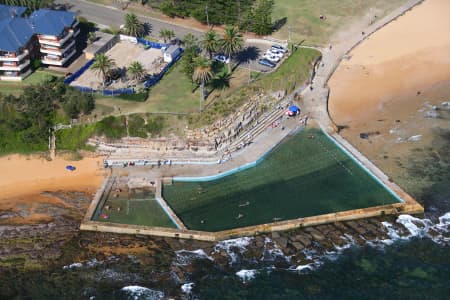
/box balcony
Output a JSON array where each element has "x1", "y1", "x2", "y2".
[
  {"x1": 40, "y1": 40, "x2": 76, "y2": 56},
  {"x1": 0, "y1": 50, "x2": 29, "y2": 62},
  {"x1": 38, "y1": 30, "x2": 74, "y2": 47},
  {"x1": 0, "y1": 69, "x2": 32, "y2": 81},
  {"x1": 41, "y1": 49, "x2": 76, "y2": 66},
  {"x1": 0, "y1": 59, "x2": 30, "y2": 71}
]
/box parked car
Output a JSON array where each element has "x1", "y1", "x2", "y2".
[
  {"x1": 263, "y1": 53, "x2": 280, "y2": 63},
  {"x1": 213, "y1": 54, "x2": 230, "y2": 64},
  {"x1": 268, "y1": 49, "x2": 284, "y2": 57},
  {"x1": 271, "y1": 44, "x2": 287, "y2": 53},
  {"x1": 258, "y1": 58, "x2": 276, "y2": 68}
]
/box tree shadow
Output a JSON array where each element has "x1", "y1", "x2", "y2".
[
  {"x1": 234, "y1": 46, "x2": 261, "y2": 68},
  {"x1": 272, "y1": 17, "x2": 287, "y2": 32},
  {"x1": 210, "y1": 72, "x2": 232, "y2": 91},
  {"x1": 143, "y1": 23, "x2": 153, "y2": 36}
]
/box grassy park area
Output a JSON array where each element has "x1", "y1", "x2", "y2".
[
  {"x1": 163, "y1": 128, "x2": 399, "y2": 232},
  {"x1": 0, "y1": 70, "x2": 63, "y2": 96},
  {"x1": 272, "y1": 0, "x2": 406, "y2": 45}
]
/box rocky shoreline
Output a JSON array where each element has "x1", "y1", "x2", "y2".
[{"x1": 2, "y1": 190, "x2": 448, "y2": 299}]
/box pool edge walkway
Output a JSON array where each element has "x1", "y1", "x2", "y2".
[{"x1": 155, "y1": 178, "x2": 187, "y2": 230}]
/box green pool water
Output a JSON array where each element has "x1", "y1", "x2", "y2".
[
  {"x1": 93, "y1": 189, "x2": 176, "y2": 228},
  {"x1": 162, "y1": 128, "x2": 399, "y2": 232}
]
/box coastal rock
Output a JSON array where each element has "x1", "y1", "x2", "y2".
[
  {"x1": 291, "y1": 242, "x2": 304, "y2": 251},
  {"x1": 273, "y1": 237, "x2": 288, "y2": 249},
  {"x1": 345, "y1": 221, "x2": 367, "y2": 236}
]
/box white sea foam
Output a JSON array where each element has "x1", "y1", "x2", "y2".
[
  {"x1": 236, "y1": 269, "x2": 257, "y2": 283},
  {"x1": 174, "y1": 249, "x2": 213, "y2": 266},
  {"x1": 181, "y1": 282, "x2": 194, "y2": 294},
  {"x1": 261, "y1": 237, "x2": 290, "y2": 263},
  {"x1": 380, "y1": 214, "x2": 449, "y2": 246},
  {"x1": 295, "y1": 263, "x2": 314, "y2": 272},
  {"x1": 121, "y1": 286, "x2": 164, "y2": 300},
  {"x1": 214, "y1": 237, "x2": 253, "y2": 264},
  {"x1": 62, "y1": 262, "x2": 83, "y2": 270}
]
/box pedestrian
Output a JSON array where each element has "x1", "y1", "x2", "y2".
[
  {"x1": 329, "y1": 44, "x2": 332, "y2": 50},
  {"x1": 310, "y1": 85, "x2": 313, "y2": 91}
]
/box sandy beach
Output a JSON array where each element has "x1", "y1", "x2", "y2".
[
  {"x1": 329, "y1": 0, "x2": 450, "y2": 124},
  {"x1": 0, "y1": 154, "x2": 106, "y2": 222},
  {"x1": 328, "y1": 0, "x2": 450, "y2": 198}
]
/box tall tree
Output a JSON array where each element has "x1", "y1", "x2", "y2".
[
  {"x1": 90, "y1": 53, "x2": 116, "y2": 87},
  {"x1": 182, "y1": 33, "x2": 198, "y2": 51},
  {"x1": 159, "y1": 28, "x2": 175, "y2": 43},
  {"x1": 192, "y1": 57, "x2": 212, "y2": 110},
  {"x1": 201, "y1": 29, "x2": 219, "y2": 59},
  {"x1": 127, "y1": 61, "x2": 146, "y2": 83},
  {"x1": 0, "y1": 0, "x2": 54, "y2": 11},
  {"x1": 124, "y1": 13, "x2": 144, "y2": 37},
  {"x1": 251, "y1": 0, "x2": 274, "y2": 35},
  {"x1": 220, "y1": 26, "x2": 243, "y2": 73}
]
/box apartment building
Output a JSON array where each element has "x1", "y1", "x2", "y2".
[{"x1": 0, "y1": 5, "x2": 79, "y2": 81}]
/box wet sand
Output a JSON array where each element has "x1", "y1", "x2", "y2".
[{"x1": 328, "y1": 0, "x2": 450, "y2": 202}]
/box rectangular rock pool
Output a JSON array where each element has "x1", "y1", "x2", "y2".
[{"x1": 162, "y1": 128, "x2": 400, "y2": 232}]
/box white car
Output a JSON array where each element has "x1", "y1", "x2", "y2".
[
  {"x1": 268, "y1": 48, "x2": 284, "y2": 57},
  {"x1": 213, "y1": 55, "x2": 230, "y2": 64},
  {"x1": 263, "y1": 53, "x2": 280, "y2": 63},
  {"x1": 266, "y1": 49, "x2": 283, "y2": 59},
  {"x1": 271, "y1": 44, "x2": 287, "y2": 53}
]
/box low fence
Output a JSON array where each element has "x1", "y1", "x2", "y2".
[
  {"x1": 144, "y1": 48, "x2": 183, "y2": 89},
  {"x1": 63, "y1": 58, "x2": 95, "y2": 85},
  {"x1": 64, "y1": 35, "x2": 179, "y2": 96},
  {"x1": 136, "y1": 37, "x2": 168, "y2": 49}
]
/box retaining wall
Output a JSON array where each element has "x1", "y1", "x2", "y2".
[{"x1": 80, "y1": 201, "x2": 422, "y2": 242}]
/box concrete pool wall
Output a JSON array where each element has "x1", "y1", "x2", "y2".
[{"x1": 81, "y1": 128, "x2": 423, "y2": 241}]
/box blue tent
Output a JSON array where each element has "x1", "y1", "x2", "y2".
[
  {"x1": 66, "y1": 165, "x2": 76, "y2": 171},
  {"x1": 289, "y1": 105, "x2": 300, "y2": 113}
]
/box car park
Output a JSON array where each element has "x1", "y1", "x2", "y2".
[
  {"x1": 258, "y1": 58, "x2": 276, "y2": 68},
  {"x1": 213, "y1": 54, "x2": 230, "y2": 64}
]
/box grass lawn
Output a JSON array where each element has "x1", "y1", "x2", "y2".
[
  {"x1": 258, "y1": 47, "x2": 320, "y2": 93},
  {"x1": 163, "y1": 128, "x2": 399, "y2": 232},
  {"x1": 0, "y1": 70, "x2": 63, "y2": 96},
  {"x1": 93, "y1": 60, "x2": 250, "y2": 116},
  {"x1": 272, "y1": 0, "x2": 406, "y2": 45},
  {"x1": 190, "y1": 47, "x2": 321, "y2": 127}
]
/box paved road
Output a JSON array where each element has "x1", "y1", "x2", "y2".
[
  {"x1": 55, "y1": 0, "x2": 275, "y2": 72},
  {"x1": 55, "y1": 0, "x2": 203, "y2": 39}
]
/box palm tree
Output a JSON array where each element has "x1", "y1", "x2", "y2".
[
  {"x1": 220, "y1": 26, "x2": 243, "y2": 73},
  {"x1": 127, "y1": 61, "x2": 146, "y2": 83},
  {"x1": 192, "y1": 57, "x2": 213, "y2": 111},
  {"x1": 87, "y1": 32, "x2": 97, "y2": 44},
  {"x1": 201, "y1": 29, "x2": 218, "y2": 59},
  {"x1": 182, "y1": 33, "x2": 198, "y2": 51},
  {"x1": 90, "y1": 53, "x2": 116, "y2": 87},
  {"x1": 124, "y1": 13, "x2": 144, "y2": 37},
  {"x1": 159, "y1": 28, "x2": 175, "y2": 43}
]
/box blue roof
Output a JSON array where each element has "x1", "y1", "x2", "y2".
[
  {"x1": 30, "y1": 9, "x2": 76, "y2": 36},
  {"x1": 0, "y1": 17, "x2": 34, "y2": 52},
  {"x1": 0, "y1": 5, "x2": 27, "y2": 20}
]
